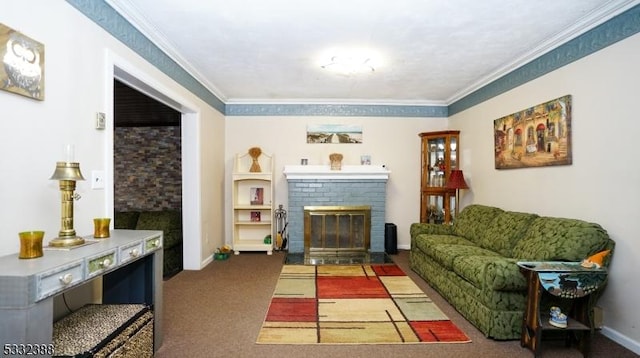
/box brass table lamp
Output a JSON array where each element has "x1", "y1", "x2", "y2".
[{"x1": 49, "y1": 161, "x2": 85, "y2": 247}]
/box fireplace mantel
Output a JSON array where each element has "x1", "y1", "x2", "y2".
[{"x1": 283, "y1": 165, "x2": 390, "y2": 180}]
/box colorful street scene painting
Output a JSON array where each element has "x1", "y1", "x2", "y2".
[{"x1": 494, "y1": 95, "x2": 572, "y2": 169}]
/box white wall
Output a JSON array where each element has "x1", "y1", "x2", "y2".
[
  {"x1": 450, "y1": 33, "x2": 640, "y2": 350},
  {"x1": 225, "y1": 116, "x2": 447, "y2": 249},
  {"x1": 1, "y1": 1, "x2": 226, "y2": 269}
]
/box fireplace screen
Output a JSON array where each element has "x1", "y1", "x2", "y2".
[{"x1": 303, "y1": 206, "x2": 371, "y2": 254}]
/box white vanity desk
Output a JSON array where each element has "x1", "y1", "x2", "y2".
[{"x1": 0, "y1": 229, "x2": 164, "y2": 355}]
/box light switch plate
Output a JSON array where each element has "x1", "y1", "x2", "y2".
[{"x1": 96, "y1": 112, "x2": 106, "y2": 129}]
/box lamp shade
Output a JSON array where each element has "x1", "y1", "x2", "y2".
[
  {"x1": 447, "y1": 170, "x2": 468, "y2": 189},
  {"x1": 50, "y1": 162, "x2": 85, "y2": 181}
]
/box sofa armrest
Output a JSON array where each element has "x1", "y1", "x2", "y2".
[
  {"x1": 512, "y1": 217, "x2": 614, "y2": 263},
  {"x1": 484, "y1": 258, "x2": 528, "y2": 291},
  {"x1": 135, "y1": 210, "x2": 183, "y2": 249},
  {"x1": 410, "y1": 223, "x2": 453, "y2": 239},
  {"x1": 162, "y1": 229, "x2": 182, "y2": 250}
]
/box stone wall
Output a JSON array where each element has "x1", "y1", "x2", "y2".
[{"x1": 114, "y1": 126, "x2": 182, "y2": 212}]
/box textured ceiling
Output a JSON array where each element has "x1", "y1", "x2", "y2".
[{"x1": 107, "y1": 0, "x2": 638, "y2": 105}]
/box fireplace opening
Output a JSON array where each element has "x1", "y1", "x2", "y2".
[{"x1": 304, "y1": 205, "x2": 371, "y2": 255}]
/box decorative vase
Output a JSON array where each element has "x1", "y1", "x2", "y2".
[
  {"x1": 248, "y1": 147, "x2": 262, "y2": 172},
  {"x1": 93, "y1": 218, "x2": 111, "y2": 238},
  {"x1": 19, "y1": 231, "x2": 44, "y2": 259},
  {"x1": 329, "y1": 153, "x2": 343, "y2": 170}
]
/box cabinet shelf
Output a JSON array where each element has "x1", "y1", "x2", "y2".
[
  {"x1": 234, "y1": 205, "x2": 271, "y2": 210},
  {"x1": 419, "y1": 130, "x2": 460, "y2": 224},
  {"x1": 233, "y1": 240, "x2": 273, "y2": 252},
  {"x1": 232, "y1": 150, "x2": 274, "y2": 255},
  {"x1": 539, "y1": 314, "x2": 590, "y2": 331},
  {"x1": 235, "y1": 221, "x2": 271, "y2": 226}
]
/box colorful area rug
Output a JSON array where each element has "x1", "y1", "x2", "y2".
[{"x1": 256, "y1": 264, "x2": 471, "y2": 344}]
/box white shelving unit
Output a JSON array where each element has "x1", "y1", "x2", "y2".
[{"x1": 232, "y1": 150, "x2": 274, "y2": 255}]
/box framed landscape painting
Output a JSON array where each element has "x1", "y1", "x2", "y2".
[
  {"x1": 494, "y1": 95, "x2": 572, "y2": 169},
  {"x1": 307, "y1": 124, "x2": 362, "y2": 144}
]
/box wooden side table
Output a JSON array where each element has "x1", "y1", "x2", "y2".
[{"x1": 517, "y1": 261, "x2": 608, "y2": 357}]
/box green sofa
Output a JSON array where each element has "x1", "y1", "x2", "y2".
[
  {"x1": 409, "y1": 204, "x2": 614, "y2": 340},
  {"x1": 114, "y1": 210, "x2": 183, "y2": 278}
]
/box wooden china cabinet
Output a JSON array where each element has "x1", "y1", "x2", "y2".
[{"x1": 419, "y1": 130, "x2": 460, "y2": 224}]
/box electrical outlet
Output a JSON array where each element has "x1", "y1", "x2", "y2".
[{"x1": 96, "y1": 112, "x2": 106, "y2": 129}]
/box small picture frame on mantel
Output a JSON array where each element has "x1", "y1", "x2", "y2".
[{"x1": 361, "y1": 155, "x2": 371, "y2": 165}]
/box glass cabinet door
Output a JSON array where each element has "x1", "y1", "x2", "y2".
[
  {"x1": 421, "y1": 191, "x2": 458, "y2": 224},
  {"x1": 425, "y1": 136, "x2": 459, "y2": 187},
  {"x1": 420, "y1": 131, "x2": 460, "y2": 224}
]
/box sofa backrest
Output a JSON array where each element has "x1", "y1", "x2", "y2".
[
  {"x1": 511, "y1": 216, "x2": 614, "y2": 263},
  {"x1": 135, "y1": 210, "x2": 182, "y2": 230},
  {"x1": 452, "y1": 205, "x2": 504, "y2": 244},
  {"x1": 478, "y1": 211, "x2": 539, "y2": 257},
  {"x1": 114, "y1": 211, "x2": 140, "y2": 229}
]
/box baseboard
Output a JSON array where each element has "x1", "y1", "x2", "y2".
[
  {"x1": 600, "y1": 326, "x2": 640, "y2": 355},
  {"x1": 202, "y1": 255, "x2": 213, "y2": 267}
]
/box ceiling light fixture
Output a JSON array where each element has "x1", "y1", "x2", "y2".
[
  {"x1": 321, "y1": 56, "x2": 375, "y2": 75},
  {"x1": 319, "y1": 48, "x2": 379, "y2": 75}
]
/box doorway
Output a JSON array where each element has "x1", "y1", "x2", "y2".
[
  {"x1": 106, "y1": 57, "x2": 203, "y2": 272},
  {"x1": 113, "y1": 79, "x2": 183, "y2": 277}
]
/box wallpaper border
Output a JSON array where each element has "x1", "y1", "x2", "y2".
[{"x1": 67, "y1": 1, "x2": 640, "y2": 117}]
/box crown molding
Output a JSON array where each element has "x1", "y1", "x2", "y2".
[
  {"x1": 104, "y1": 0, "x2": 229, "y2": 103},
  {"x1": 68, "y1": 1, "x2": 640, "y2": 118},
  {"x1": 66, "y1": 0, "x2": 225, "y2": 113},
  {"x1": 447, "y1": 0, "x2": 640, "y2": 105},
  {"x1": 449, "y1": 3, "x2": 640, "y2": 115}
]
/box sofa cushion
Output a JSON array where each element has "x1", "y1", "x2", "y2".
[
  {"x1": 113, "y1": 211, "x2": 140, "y2": 229},
  {"x1": 452, "y1": 256, "x2": 527, "y2": 291},
  {"x1": 414, "y1": 234, "x2": 476, "y2": 251},
  {"x1": 511, "y1": 217, "x2": 612, "y2": 261},
  {"x1": 410, "y1": 223, "x2": 454, "y2": 239},
  {"x1": 426, "y1": 243, "x2": 501, "y2": 270},
  {"x1": 478, "y1": 211, "x2": 539, "y2": 257},
  {"x1": 136, "y1": 210, "x2": 183, "y2": 249},
  {"x1": 452, "y1": 205, "x2": 504, "y2": 244}
]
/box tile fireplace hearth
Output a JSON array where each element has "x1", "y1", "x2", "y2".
[
  {"x1": 283, "y1": 165, "x2": 390, "y2": 255},
  {"x1": 284, "y1": 251, "x2": 393, "y2": 265}
]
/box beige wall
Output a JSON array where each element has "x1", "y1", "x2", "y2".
[
  {"x1": 450, "y1": 33, "x2": 640, "y2": 348},
  {"x1": 224, "y1": 116, "x2": 448, "y2": 249},
  {"x1": 200, "y1": 110, "x2": 226, "y2": 260}
]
